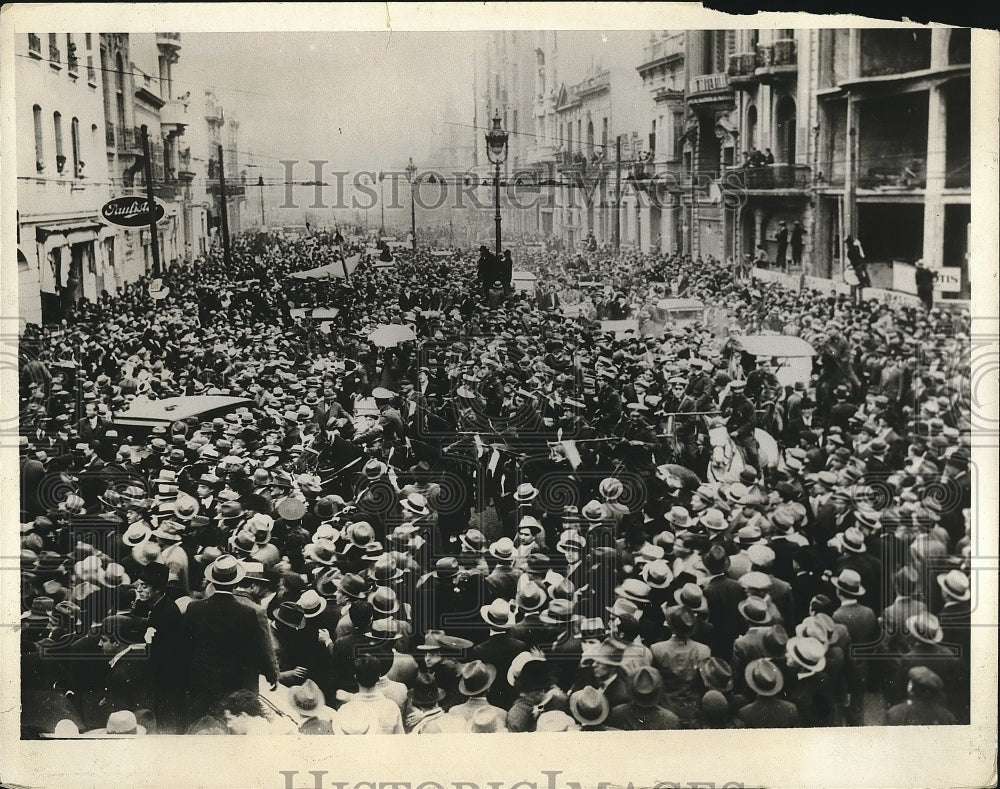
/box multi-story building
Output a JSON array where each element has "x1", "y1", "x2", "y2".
[
  {"x1": 16, "y1": 32, "x2": 114, "y2": 325},
  {"x1": 99, "y1": 33, "x2": 191, "y2": 284},
  {"x1": 725, "y1": 28, "x2": 813, "y2": 270},
  {"x1": 635, "y1": 31, "x2": 688, "y2": 254},
  {"x1": 811, "y1": 27, "x2": 970, "y2": 299}
]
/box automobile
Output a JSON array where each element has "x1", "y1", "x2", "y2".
[
  {"x1": 654, "y1": 297, "x2": 705, "y2": 326},
  {"x1": 112, "y1": 395, "x2": 254, "y2": 437},
  {"x1": 731, "y1": 334, "x2": 817, "y2": 389}
]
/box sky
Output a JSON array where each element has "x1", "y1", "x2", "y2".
[{"x1": 175, "y1": 32, "x2": 479, "y2": 175}]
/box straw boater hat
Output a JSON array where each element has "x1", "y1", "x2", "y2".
[
  {"x1": 480, "y1": 598, "x2": 516, "y2": 629},
  {"x1": 204, "y1": 554, "x2": 246, "y2": 587}
]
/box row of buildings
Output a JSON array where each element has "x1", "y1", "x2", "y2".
[
  {"x1": 472, "y1": 27, "x2": 971, "y2": 300},
  {"x1": 14, "y1": 32, "x2": 249, "y2": 326}
]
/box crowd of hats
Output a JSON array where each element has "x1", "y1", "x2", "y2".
[{"x1": 17, "y1": 227, "x2": 973, "y2": 736}]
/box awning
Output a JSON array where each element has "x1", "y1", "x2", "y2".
[
  {"x1": 286, "y1": 254, "x2": 362, "y2": 280},
  {"x1": 35, "y1": 221, "x2": 103, "y2": 246}
]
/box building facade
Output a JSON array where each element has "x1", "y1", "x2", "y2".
[
  {"x1": 479, "y1": 26, "x2": 970, "y2": 301},
  {"x1": 16, "y1": 31, "x2": 195, "y2": 327},
  {"x1": 16, "y1": 32, "x2": 114, "y2": 326}
]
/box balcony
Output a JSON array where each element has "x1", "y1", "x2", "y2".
[
  {"x1": 727, "y1": 52, "x2": 759, "y2": 89},
  {"x1": 207, "y1": 183, "x2": 246, "y2": 198},
  {"x1": 687, "y1": 72, "x2": 734, "y2": 109},
  {"x1": 859, "y1": 161, "x2": 926, "y2": 190},
  {"x1": 727, "y1": 163, "x2": 811, "y2": 192},
  {"x1": 28, "y1": 33, "x2": 42, "y2": 58},
  {"x1": 756, "y1": 38, "x2": 797, "y2": 84},
  {"x1": 152, "y1": 181, "x2": 184, "y2": 201},
  {"x1": 116, "y1": 127, "x2": 140, "y2": 154},
  {"x1": 156, "y1": 32, "x2": 182, "y2": 48},
  {"x1": 160, "y1": 99, "x2": 189, "y2": 135}
]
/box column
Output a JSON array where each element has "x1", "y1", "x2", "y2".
[
  {"x1": 663, "y1": 199, "x2": 677, "y2": 253},
  {"x1": 921, "y1": 83, "x2": 947, "y2": 268},
  {"x1": 847, "y1": 29, "x2": 860, "y2": 80}
]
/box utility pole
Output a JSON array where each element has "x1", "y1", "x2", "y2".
[
  {"x1": 217, "y1": 143, "x2": 232, "y2": 270},
  {"x1": 258, "y1": 174, "x2": 265, "y2": 228},
  {"x1": 140, "y1": 125, "x2": 161, "y2": 277},
  {"x1": 614, "y1": 135, "x2": 622, "y2": 253}
]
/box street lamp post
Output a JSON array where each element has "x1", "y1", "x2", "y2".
[
  {"x1": 379, "y1": 171, "x2": 386, "y2": 237},
  {"x1": 485, "y1": 112, "x2": 509, "y2": 263},
  {"x1": 405, "y1": 157, "x2": 417, "y2": 250}
]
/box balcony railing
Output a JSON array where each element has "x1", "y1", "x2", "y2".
[
  {"x1": 690, "y1": 72, "x2": 731, "y2": 95},
  {"x1": 117, "y1": 127, "x2": 137, "y2": 153},
  {"x1": 859, "y1": 161, "x2": 926, "y2": 189},
  {"x1": 28, "y1": 33, "x2": 42, "y2": 57},
  {"x1": 642, "y1": 33, "x2": 685, "y2": 66},
  {"x1": 727, "y1": 52, "x2": 759, "y2": 87},
  {"x1": 756, "y1": 38, "x2": 797, "y2": 84},
  {"x1": 772, "y1": 38, "x2": 797, "y2": 67},
  {"x1": 152, "y1": 181, "x2": 183, "y2": 201},
  {"x1": 728, "y1": 163, "x2": 811, "y2": 190}
]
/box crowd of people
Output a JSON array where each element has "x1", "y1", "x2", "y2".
[{"x1": 19, "y1": 226, "x2": 973, "y2": 736}]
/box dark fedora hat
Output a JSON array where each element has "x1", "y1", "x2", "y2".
[
  {"x1": 458, "y1": 660, "x2": 498, "y2": 697},
  {"x1": 272, "y1": 602, "x2": 306, "y2": 631},
  {"x1": 138, "y1": 562, "x2": 169, "y2": 590},
  {"x1": 409, "y1": 672, "x2": 446, "y2": 706}
]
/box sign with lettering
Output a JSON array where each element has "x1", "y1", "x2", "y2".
[{"x1": 100, "y1": 196, "x2": 167, "y2": 228}]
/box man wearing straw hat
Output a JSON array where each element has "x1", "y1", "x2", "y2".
[{"x1": 184, "y1": 554, "x2": 279, "y2": 721}]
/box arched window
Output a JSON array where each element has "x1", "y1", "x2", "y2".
[
  {"x1": 775, "y1": 96, "x2": 797, "y2": 164},
  {"x1": 53, "y1": 111, "x2": 65, "y2": 173},
  {"x1": 71, "y1": 117, "x2": 82, "y2": 177},
  {"x1": 33, "y1": 104, "x2": 44, "y2": 172},
  {"x1": 746, "y1": 105, "x2": 758, "y2": 154}
]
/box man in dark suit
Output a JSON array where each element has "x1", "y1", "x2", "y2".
[
  {"x1": 184, "y1": 555, "x2": 278, "y2": 720},
  {"x1": 701, "y1": 544, "x2": 748, "y2": 661},
  {"x1": 469, "y1": 599, "x2": 527, "y2": 710},
  {"x1": 935, "y1": 569, "x2": 971, "y2": 723},
  {"x1": 133, "y1": 563, "x2": 191, "y2": 733},
  {"x1": 735, "y1": 658, "x2": 799, "y2": 728}
]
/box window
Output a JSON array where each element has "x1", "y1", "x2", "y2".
[
  {"x1": 673, "y1": 111, "x2": 685, "y2": 158},
  {"x1": 67, "y1": 34, "x2": 79, "y2": 76},
  {"x1": 746, "y1": 105, "x2": 758, "y2": 153},
  {"x1": 602, "y1": 117, "x2": 609, "y2": 150},
  {"x1": 71, "y1": 117, "x2": 82, "y2": 177},
  {"x1": 85, "y1": 33, "x2": 92, "y2": 49},
  {"x1": 33, "y1": 105, "x2": 44, "y2": 172},
  {"x1": 115, "y1": 53, "x2": 126, "y2": 134},
  {"x1": 650, "y1": 119, "x2": 656, "y2": 157},
  {"x1": 48, "y1": 33, "x2": 60, "y2": 65},
  {"x1": 28, "y1": 33, "x2": 42, "y2": 57},
  {"x1": 91, "y1": 124, "x2": 98, "y2": 171},
  {"x1": 53, "y1": 111, "x2": 65, "y2": 173}
]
